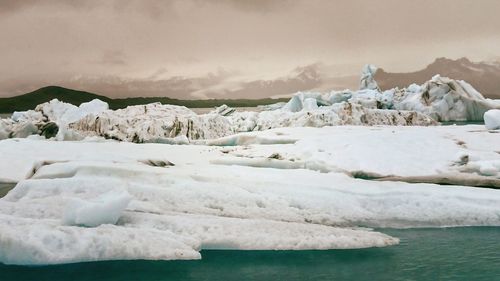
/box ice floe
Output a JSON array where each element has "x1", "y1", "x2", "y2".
[
  {"x1": 0, "y1": 123, "x2": 499, "y2": 265},
  {"x1": 484, "y1": 109, "x2": 500, "y2": 130}
]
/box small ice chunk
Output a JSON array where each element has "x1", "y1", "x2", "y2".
[
  {"x1": 407, "y1": 83, "x2": 421, "y2": 93},
  {"x1": 62, "y1": 190, "x2": 132, "y2": 227},
  {"x1": 359, "y1": 64, "x2": 379, "y2": 90},
  {"x1": 302, "y1": 98, "x2": 319, "y2": 111},
  {"x1": 210, "y1": 104, "x2": 235, "y2": 116},
  {"x1": 484, "y1": 109, "x2": 500, "y2": 130}
]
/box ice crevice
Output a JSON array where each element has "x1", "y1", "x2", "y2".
[
  {"x1": 351, "y1": 171, "x2": 500, "y2": 189},
  {"x1": 212, "y1": 157, "x2": 500, "y2": 189}
]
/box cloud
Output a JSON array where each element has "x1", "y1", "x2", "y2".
[
  {"x1": 198, "y1": 0, "x2": 294, "y2": 13},
  {"x1": 0, "y1": 0, "x2": 499, "y2": 98},
  {"x1": 0, "y1": 0, "x2": 97, "y2": 14},
  {"x1": 147, "y1": 67, "x2": 169, "y2": 80},
  {"x1": 29, "y1": 63, "x2": 323, "y2": 99},
  {"x1": 98, "y1": 50, "x2": 128, "y2": 66}
]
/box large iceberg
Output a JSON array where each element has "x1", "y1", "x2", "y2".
[
  {"x1": 69, "y1": 103, "x2": 232, "y2": 142},
  {"x1": 0, "y1": 97, "x2": 436, "y2": 142},
  {"x1": 394, "y1": 75, "x2": 500, "y2": 121},
  {"x1": 66, "y1": 102, "x2": 436, "y2": 142},
  {"x1": 0, "y1": 99, "x2": 108, "y2": 141},
  {"x1": 280, "y1": 72, "x2": 500, "y2": 122},
  {"x1": 0, "y1": 65, "x2": 499, "y2": 142}
]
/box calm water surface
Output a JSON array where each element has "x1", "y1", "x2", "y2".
[{"x1": 1, "y1": 227, "x2": 499, "y2": 281}]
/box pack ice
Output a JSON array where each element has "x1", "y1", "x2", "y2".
[
  {"x1": 0, "y1": 122, "x2": 499, "y2": 265},
  {"x1": 1, "y1": 65, "x2": 499, "y2": 142}
]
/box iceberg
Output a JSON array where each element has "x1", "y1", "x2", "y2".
[
  {"x1": 62, "y1": 100, "x2": 435, "y2": 142},
  {"x1": 394, "y1": 75, "x2": 500, "y2": 121},
  {"x1": 0, "y1": 99, "x2": 108, "y2": 141},
  {"x1": 62, "y1": 190, "x2": 132, "y2": 227},
  {"x1": 359, "y1": 64, "x2": 380, "y2": 91},
  {"x1": 69, "y1": 103, "x2": 232, "y2": 142},
  {"x1": 2, "y1": 65, "x2": 499, "y2": 142},
  {"x1": 484, "y1": 109, "x2": 500, "y2": 130}
]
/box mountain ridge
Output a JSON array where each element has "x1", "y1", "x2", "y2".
[
  {"x1": 375, "y1": 57, "x2": 500, "y2": 98},
  {"x1": 0, "y1": 86, "x2": 288, "y2": 113}
]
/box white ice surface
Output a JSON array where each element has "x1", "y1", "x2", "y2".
[
  {"x1": 208, "y1": 125, "x2": 500, "y2": 177},
  {"x1": 484, "y1": 109, "x2": 500, "y2": 130},
  {"x1": 62, "y1": 190, "x2": 132, "y2": 227},
  {"x1": 0, "y1": 125, "x2": 499, "y2": 265}
]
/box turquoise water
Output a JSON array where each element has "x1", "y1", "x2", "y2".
[
  {"x1": 440, "y1": 121, "x2": 484, "y2": 126},
  {"x1": 1, "y1": 227, "x2": 499, "y2": 281}
]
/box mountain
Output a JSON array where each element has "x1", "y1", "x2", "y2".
[
  {"x1": 0, "y1": 86, "x2": 113, "y2": 113},
  {"x1": 0, "y1": 86, "x2": 288, "y2": 113},
  {"x1": 374, "y1": 57, "x2": 500, "y2": 98}
]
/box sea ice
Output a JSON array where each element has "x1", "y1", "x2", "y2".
[{"x1": 0, "y1": 125, "x2": 499, "y2": 265}]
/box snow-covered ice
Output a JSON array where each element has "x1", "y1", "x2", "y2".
[
  {"x1": 484, "y1": 109, "x2": 500, "y2": 130},
  {"x1": 0, "y1": 123, "x2": 499, "y2": 265},
  {"x1": 62, "y1": 190, "x2": 132, "y2": 227}
]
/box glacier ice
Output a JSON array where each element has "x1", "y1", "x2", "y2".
[
  {"x1": 360, "y1": 64, "x2": 380, "y2": 91},
  {"x1": 394, "y1": 76, "x2": 500, "y2": 121},
  {"x1": 484, "y1": 109, "x2": 500, "y2": 130},
  {"x1": 2, "y1": 64, "x2": 500, "y2": 141},
  {"x1": 66, "y1": 102, "x2": 436, "y2": 142},
  {"x1": 0, "y1": 99, "x2": 108, "y2": 141},
  {"x1": 62, "y1": 190, "x2": 132, "y2": 227},
  {"x1": 0, "y1": 124, "x2": 499, "y2": 265}
]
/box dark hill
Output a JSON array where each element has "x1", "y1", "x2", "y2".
[
  {"x1": 0, "y1": 86, "x2": 288, "y2": 113},
  {"x1": 0, "y1": 86, "x2": 113, "y2": 113}
]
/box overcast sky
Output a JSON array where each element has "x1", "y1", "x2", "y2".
[{"x1": 1, "y1": 0, "x2": 499, "y2": 98}]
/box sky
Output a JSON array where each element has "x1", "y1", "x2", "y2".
[{"x1": 1, "y1": 0, "x2": 500, "y2": 99}]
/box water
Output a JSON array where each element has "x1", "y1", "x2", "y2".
[
  {"x1": 440, "y1": 120, "x2": 484, "y2": 126},
  {"x1": 1, "y1": 227, "x2": 499, "y2": 281}
]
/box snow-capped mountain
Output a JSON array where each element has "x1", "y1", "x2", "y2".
[{"x1": 375, "y1": 57, "x2": 500, "y2": 98}]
